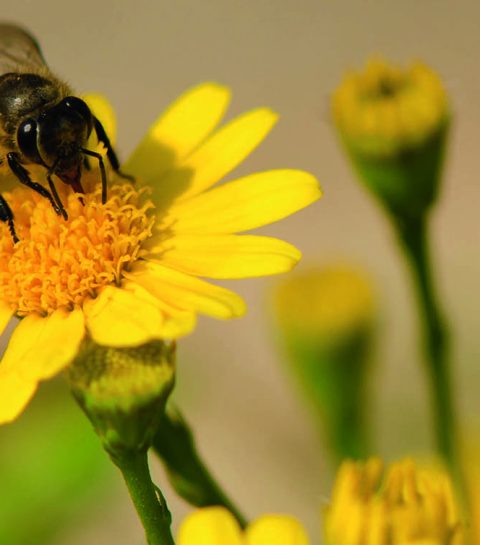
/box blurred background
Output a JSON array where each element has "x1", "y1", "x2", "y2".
[{"x1": 1, "y1": 1, "x2": 480, "y2": 543}]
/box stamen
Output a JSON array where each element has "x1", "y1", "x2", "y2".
[{"x1": 0, "y1": 176, "x2": 154, "y2": 316}]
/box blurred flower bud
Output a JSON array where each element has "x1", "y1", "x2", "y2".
[
  {"x1": 324, "y1": 457, "x2": 464, "y2": 545},
  {"x1": 67, "y1": 339, "x2": 175, "y2": 461},
  {"x1": 273, "y1": 264, "x2": 375, "y2": 462},
  {"x1": 332, "y1": 58, "x2": 450, "y2": 223}
]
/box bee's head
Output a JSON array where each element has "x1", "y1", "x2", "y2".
[{"x1": 17, "y1": 96, "x2": 94, "y2": 186}]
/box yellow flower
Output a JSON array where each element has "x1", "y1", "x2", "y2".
[
  {"x1": 177, "y1": 506, "x2": 310, "y2": 545},
  {"x1": 0, "y1": 83, "x2": 321, "y2": 424},
  {"x1": 324, "y1": 458, "x2": 464, "y2": 545},
  {"x1": 332, "y1": 58, "x2": 449, "y2": 157}
]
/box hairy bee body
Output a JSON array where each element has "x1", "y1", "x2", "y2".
[
  {"x1": 0, "y1": 25, "x2": 70, "y2": 161},
  {"x1": 0, "y1": 23, "x2": 126, "y2": 242}
]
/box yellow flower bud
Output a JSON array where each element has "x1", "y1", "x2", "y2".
[
  {"x1": 274, "y1": 265, "x2": 374, "y2": 343},
  {"x1": 332, "y1": 57, "x2": 450, "y2": 222},
  {"x1": 333, "y1": 58, "x2": 449, "y2": 158}
]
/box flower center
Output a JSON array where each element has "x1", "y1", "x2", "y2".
[{"x1": 0, "y1": 175, "x2": 154, "y2": 316}]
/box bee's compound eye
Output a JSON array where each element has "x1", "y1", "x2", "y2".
[
  {"x1": 17, "y1": 118, "x2": 42, "y2": 163},
  {"x1": 63, "y1": 96, "x2": 93, "y2": 126}
]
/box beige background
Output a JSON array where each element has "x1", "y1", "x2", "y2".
[{"x1": 2, "y1": 1, "x2": 480, "y2": 543}]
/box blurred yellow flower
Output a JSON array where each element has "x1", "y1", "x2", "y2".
[
  {"x1": 0, "y1": 83, "x2": 321, "y2": 424},
  {"x1": 324, "y1": 458, "x2": 464, "y2": 545},
  {"x1": 177, "y1": 506, "x2": 310, "y2": 545},
  {"x1": 274, "y1": 264, "x2": 374, "y2": 341},
  {"x1": 332, "y1": 58, "x2": 449, "y2": 157}
]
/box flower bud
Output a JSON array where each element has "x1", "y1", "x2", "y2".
[
  {"x1": 333, "y1": 58, "x2": 450, "y2": 223},
  {"x1": 67, "y1": 338, "x2": 175, "y2": 460},
  {"x1": 273, "y1": 264, "x2": 375, "y2": 461}
]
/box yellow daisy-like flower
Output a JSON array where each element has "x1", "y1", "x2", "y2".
[
  {"x1": 324, "y1": 458, "x2": 464, "y2": 545},
  {"x1": 177, "y1": 506, "x2": 310, "y2": 545},
  {"x1": 0, "y1": 83, "x2": 321, "y2": 424}
]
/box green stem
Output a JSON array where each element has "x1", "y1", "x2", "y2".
[
  {"x1": 113, "y1": 450, "x2": 175, "y2": 545},
  {"x1": 153, "y1": 407, "x2": 247, "y2": 528},
  {"x1": 396, "y1": 215, "x2": 461, "y2": 480}
]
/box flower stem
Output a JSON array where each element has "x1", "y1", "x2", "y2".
[
  {"x1": 396, "y1": 215, "x2": 462, "y2": 482},
  {"x1": 153, "y1": 407, "x2": 247, "y2": 528},
  {"x1": 113, "y1": 450, "x2": 175, "y2": 545}
]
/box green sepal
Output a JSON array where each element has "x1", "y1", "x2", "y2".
[{"x1": 342, "y1": 120, "x2": 449, "y2": 224}]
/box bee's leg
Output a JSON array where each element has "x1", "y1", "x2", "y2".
[
  {"x1": 81, "y1": 148, "x2": 107, "y2": 204},
  {"x1": 83, "y1": 155, "x2": 92, "y2": 170},
  {"x1": 0, "y1": 194, "x2": 18, "y2": 243},
  {"x1": 93, "y1": 116, "x2": 135, "y2": 182},
  {"x1": 6, "y1": 152, "x2": 67, "y2": 220},
  {"x1": 46, "y1": 174, "x2": 68, "y2": 220}
]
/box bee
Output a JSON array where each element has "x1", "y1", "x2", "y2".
[{"x1": 0, "y1": 23, "x2": 130, "y2": 243}]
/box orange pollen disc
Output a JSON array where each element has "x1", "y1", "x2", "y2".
[{"x1": 0, "y1": 177, "x2": 155, "y2": 316}]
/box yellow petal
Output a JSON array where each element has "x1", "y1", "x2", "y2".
[
  {"x1": 177, "y1": 507, "x2": 244, "y2": 545},
  {"x1": 83, "y1": 93, "x2": 117, "y2": 145},
  {"x1": 125, "y1": 282, "x2": 197, "y2": 339},
  {"x1": 0, "y1": 369, "x2": 36, "y2": 424},
  {"x1": 0, "y1": 309, "x2": 85, "y2": 424},
  {"x1": 151, "y1": 234, "x2": 301, "y2": 278},
  {"x1": 156, "y1": 108, "x2": 278, "y2": 207},
  {"x1": 0, "y1": 302, "x2": 13, "y2": 335},
  {"x1": 1, "y1": 309, "x2": 85, "y2": 381},
  {"x1": 246, "y1": 515, "x2": 310, "y2": 545},
  {"x1": 84, "y1": 285, "x2": 166, "y2": 346},
  {"x1": 126, "y1": 261, "x2": 246, "y2": 320},
  {"x1": 125, "y1": 83, "x2": 231, "y2": 184},
  {"x1": 167, "y1": 169, "x2": 321, "y2": 234}
]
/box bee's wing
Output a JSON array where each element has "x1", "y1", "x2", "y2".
[{"x1": 0, "y1": 24, "x2": 46, "y2": 75}]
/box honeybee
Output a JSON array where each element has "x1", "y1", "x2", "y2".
[{"x1": 0, "y1": 23, "x2": 129, "y2": 242}]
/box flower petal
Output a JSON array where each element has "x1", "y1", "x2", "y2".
[
  {"x1": 126, "y1": 261, "x2": 246, "y2": 319},
  {"x1": 83, "y1": 93, "x2": 117, "y2": 145},
  {"x1": 125, "y1": 282, "x2": 197, "y2": 339},
  {"x1": 84, "y1": 285, "x2": 165, "y2": 347},
  {"x1": 166, "y1": 169, "x2": 321, "y2": 234},
  {"x1": 151, "y1": 234, "x2": 301, "y2": 278},
  {"x1": 156, "y1": 108, "x2": 278, "y2": 207},
  {"x1": 0, "y1": 302, "x2": 13, "y2": 335},
  {"x1": 1, "y1": 309, "x2": 85, "y2": 381},
  {"x1": 0, "y1": 309, "x2": 85, "y2": 424},
  {"x1": 0, "y1": 370, "x2": 36, "y2": 424},
  {"x1": 125, "y1": 83, "x2": 231, "y2": 184},
  {"x1": 177, "y1": 507, "x2": 243, "y2": 545},
  {"x1": 84, "y1": 284, "x2": 196, "y2": 345},
  {"x1": 246, "y1": 515, "x2": 310, "y2": 545}
]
